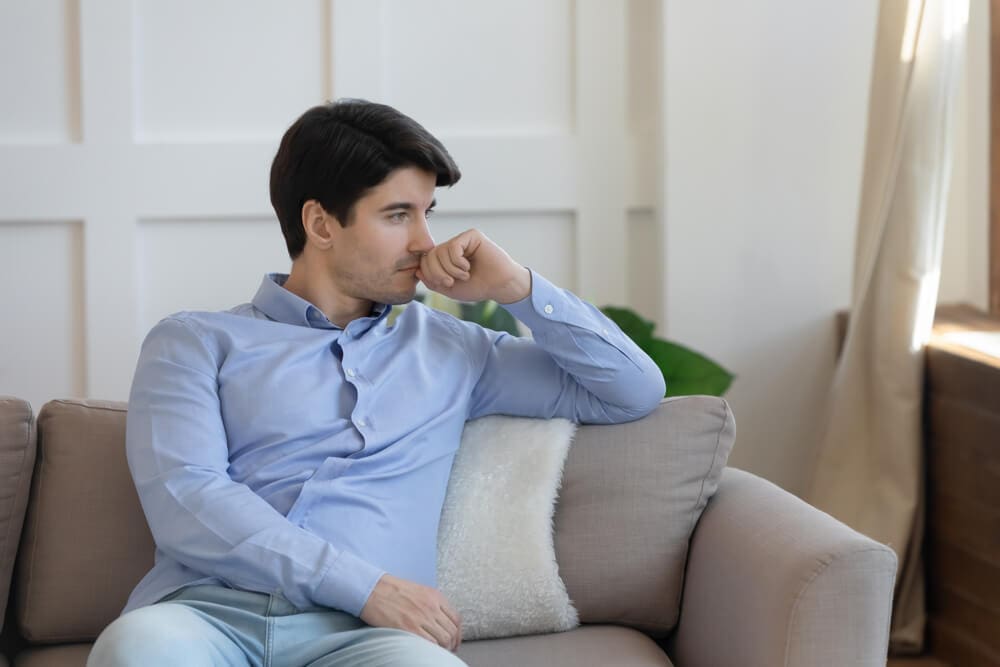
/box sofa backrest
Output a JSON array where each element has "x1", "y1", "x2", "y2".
[
  {"x1": 14, "y1": 395, "x2": 735, "y2": 643},
  {"x1": 15, "y1": 400, "x2": 152, "y2": 643},
  {"x1": 0, "y1": 397, "x2": 37, "y2": 632}
]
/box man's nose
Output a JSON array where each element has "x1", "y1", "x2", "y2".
[{"x1": 408, "y1": 217, "x2": 435, "y2": 255}]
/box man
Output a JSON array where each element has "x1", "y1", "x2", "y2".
[{"x1": 89, "y1": 100, "x2": 665, "y2": 666}]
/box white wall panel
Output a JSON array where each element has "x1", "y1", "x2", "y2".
[
  {"x1": 0, "y1": 0, "x2": 81, "y2": 143},
  {"x1": 136, "y1": 218, "x2": 291, "y2": 335},
  {"x1": 431, "y1": 212, "x2": 576, "y2": 294},
  {"x1": 0, "y1": 222, "x2": 85, "y2": 411},
  {"x1": 1, "y1": 0, "x2": 656, "y2": 432},
  {"x1": 377, "y1": 0, "x2": 574, "y2": 135},
  {"x1": 133, "y1": 0, "x2": 328, "y2": 142}
]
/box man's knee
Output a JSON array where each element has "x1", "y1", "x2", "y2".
[
  {"x1": 355, "y1": 629, "x2": 467, "y2": 667},
  {"x1": 87, "y1": 604, "x2": 241, "y2": 667}
]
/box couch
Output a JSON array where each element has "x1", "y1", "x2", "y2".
[{"x1": 0, "y1": 395, "x2": 896, "y2": 666}]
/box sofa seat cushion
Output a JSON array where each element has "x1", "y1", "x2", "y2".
[
  {"x1": 14, "y1": 644, "x2": 90, "y2": 667},
  {"x1": 456, "y1": 625, "x2": 673, "y2": 666},
  {"x1": 12, "y1": 627, "x2": 673, "y2": 667}
]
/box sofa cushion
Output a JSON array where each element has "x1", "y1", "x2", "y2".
[
  {"x1": 14, "y1": 644, "x2": 90, "y2": 667},
  {"x1": 554, "y1": 395, "x2": 735, "y2": 636},
  {"x1": 16, "y1": 400, "x2": 153, "y2": 643},
  {"x1": 0, "y1": 397, "x2": 36, "y2": 630},
  {"x1": 438, "y1": 415, "x2": 578, "y2": 640},
  {"x1": 13, "y1": 396, "x2": 734, "y2": 643},
  {"x1": 9, "y1": 628, "x2": 671, "y2": 667},
  {"x1": 456, "y1": 625, "x2": 673, "y2": 666}
]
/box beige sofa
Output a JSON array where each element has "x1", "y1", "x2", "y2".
[{"x1": 0, "y1": 396, "x2": 896, "y2": 666}]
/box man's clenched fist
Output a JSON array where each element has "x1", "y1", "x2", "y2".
[{"x1": 416, "y1": 229, "x2": 531, "y2": 304}]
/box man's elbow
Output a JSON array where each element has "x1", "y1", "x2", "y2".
[
  {"x1": 638, "y1": 369, "x2": 667, "y2": 416},
  {"x1": 614, "y1": 368, "x2": 666, "y2": 423}
]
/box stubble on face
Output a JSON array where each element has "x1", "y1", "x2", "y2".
[{"x1": 332, "y1": 250, "x2": 425, "y2": 307}]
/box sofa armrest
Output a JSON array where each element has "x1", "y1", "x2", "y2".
[
  {"x1": 0, "y1": 398, "x2": 36, "y2": 632},
  {"x1": 671, "y1": 468, "x2": 897, "y2": 667}
]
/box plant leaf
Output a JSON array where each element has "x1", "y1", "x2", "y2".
[
  {"x1": 424, "y1": 292, "x2": 463, "y2": 318},
  {"x1": 644, "y1": 339, "x2": 734, "y2": 397},
  {"x1": 600, "y1": 306, "x2": 656, "y2": 347},
  {"x1": 484, "y1": 306, "x2": 521, "y2": 336},
  {"x1": 460, "y1": 300, "x2": 520, "y2": 336}
]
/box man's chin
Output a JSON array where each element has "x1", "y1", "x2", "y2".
[{"x1": 379, "y1": 289, "x2": 419, "y2": 307}]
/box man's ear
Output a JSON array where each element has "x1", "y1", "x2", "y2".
[{"x1": 300, "y1": 200, "x2": 336, "y2": 251}]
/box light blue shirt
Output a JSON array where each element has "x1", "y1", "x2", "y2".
[{"x1": 123, "y1": 271, "x2": 665, "y2": 617}]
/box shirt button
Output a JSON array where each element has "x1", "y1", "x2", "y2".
[
  {"x1": 346, "y1": 368, "x2": 356, "y2": 378},
  {"x1": 544, "y1": 304, "x2": 554, "y2": 315},
  {"x1": 356, "y1": 419, "x2": 367, "y2": 428},
  {"x1": 603, "y1": 328, "x2": 610, "y2": 336}
]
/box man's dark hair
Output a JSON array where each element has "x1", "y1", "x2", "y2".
[{"x1": 270, "y1": 99, "x2": 461, "y2": 259}]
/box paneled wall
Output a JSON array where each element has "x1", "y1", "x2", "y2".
[{"x1": 0, "y1": 0, "x2": 661, "y2": 412}]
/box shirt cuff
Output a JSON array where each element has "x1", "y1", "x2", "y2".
[
  {"x1": 315, "y1": 549, "x2": 386, "y2": 617},
  {"x1": 502, "y1": 269, "x2": 598, "y2": 335}
]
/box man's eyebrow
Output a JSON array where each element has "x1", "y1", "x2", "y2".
[{"x1": 378, "y1": 199, "x2": 437, "y2": 212}]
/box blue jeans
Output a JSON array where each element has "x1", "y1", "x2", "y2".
[{"x1": 88, "y1": 585, "x2": 468, "y2": 667}]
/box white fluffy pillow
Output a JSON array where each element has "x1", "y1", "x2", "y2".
[{"x1": 437, "y1": 415, "x2": 579, "y2": 640}]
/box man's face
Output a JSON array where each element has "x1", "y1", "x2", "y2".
[{"x1": 326, "y1": 166, "x2": 437, "y2": 306}]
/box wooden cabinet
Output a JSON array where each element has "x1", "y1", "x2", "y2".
[{"x1": 924, "y1": 305, "x2": 1000, "y2": 666}]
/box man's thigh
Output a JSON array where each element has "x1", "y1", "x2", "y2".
[
  {"x1": 273, "y1": 618, "x2": 468, "y2": 667},
  {"x1": 89, "y1": 586, "x2": 466, "y2": 667},
  {"x1": 87, "y1": 601, "x2": 254, "y2": 667}
]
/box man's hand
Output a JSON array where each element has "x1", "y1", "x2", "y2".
[
  {"x1": 416, "y1": 229, "x2": 531, "y2": 304},
  {"x1": 359, "y1": 574, "x2": 463, "y2": 652}
]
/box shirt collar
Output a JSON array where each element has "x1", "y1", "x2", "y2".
[{"x1": 251, "y1": 273, "x2": 391, "y2": 333}]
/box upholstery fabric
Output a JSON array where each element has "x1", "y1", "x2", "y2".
[
  {"x1": 438, "y1": 415, "x2": 578, "y2": 640},
  {"x1": 10, "y1": 627, "x2": 674, "y2": 667},
  {"x1": 554, "y1": 395, "x2": 735, "y2": 635},
  {"x1": 672, "y1": 467, "x2": 897, "y2": 667},
  {"x1": 13, "y1": 397, "x2": 734, "y2": 646},
  {"x1": 16, "y1": 400, "x2": 152, "y2": 642},
  {"x1": 13, "y1": 644, "x2": 89, "y2": 667},
  {"x1": 0, "y1": 397, "x2": 37, "y2": 630},
  {"x1": 456, "y1": 625, "x2": 673, "y2": 667}
]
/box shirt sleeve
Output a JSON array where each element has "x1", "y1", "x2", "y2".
[
  {"x1": 467, "y1": 270, "x2": 666, "y2": 423},
  {"x1": 126, "y1": 316, "x2": 384, "y2": 616}
]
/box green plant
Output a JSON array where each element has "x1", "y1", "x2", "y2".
[
  {"x1": 412, "y1": 294, "x2": 733, "y2": 398},
  {"x1": 600, "y1": 306, "x2": 734, "y2": 397},
  {"x1": 405, "y1": 293, "x2": 520, "y2": 337}
]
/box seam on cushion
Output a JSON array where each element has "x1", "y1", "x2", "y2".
[
  {"x1": 669, "y1": 398, "x2": 730, "y2": 623},
  {"x1": 782, "y1": 547, "x2": 896, "y2": 667},
  {"x1": 49, "y1": 400, "x2": 126, "y2": 413},
  {"x1": 19, "y1": 421, "x2": 45, "y2": 641}
]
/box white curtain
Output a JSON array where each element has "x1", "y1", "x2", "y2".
[{"x1": 807, "y1": 0, "x2": 968, "y2": 653}]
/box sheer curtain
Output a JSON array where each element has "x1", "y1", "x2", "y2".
[{"x1": 807, "y1": 0, "x2": 968, "y2": 653}]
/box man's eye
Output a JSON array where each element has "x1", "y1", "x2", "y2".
[
  {"x1": 390, "y1": 211, "x2": 409, "y2": 223},
  {"x1": 425, "y1": 208, "x2": 436, "y2": 218}
]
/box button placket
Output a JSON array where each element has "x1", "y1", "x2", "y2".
[{"x1": 341, "y1": 337, "x2": 372, "y2": 438}]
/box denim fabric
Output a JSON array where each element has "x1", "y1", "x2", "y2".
[{"x1": 88, "y1": 585, "x2": 467, "y2": 667}]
